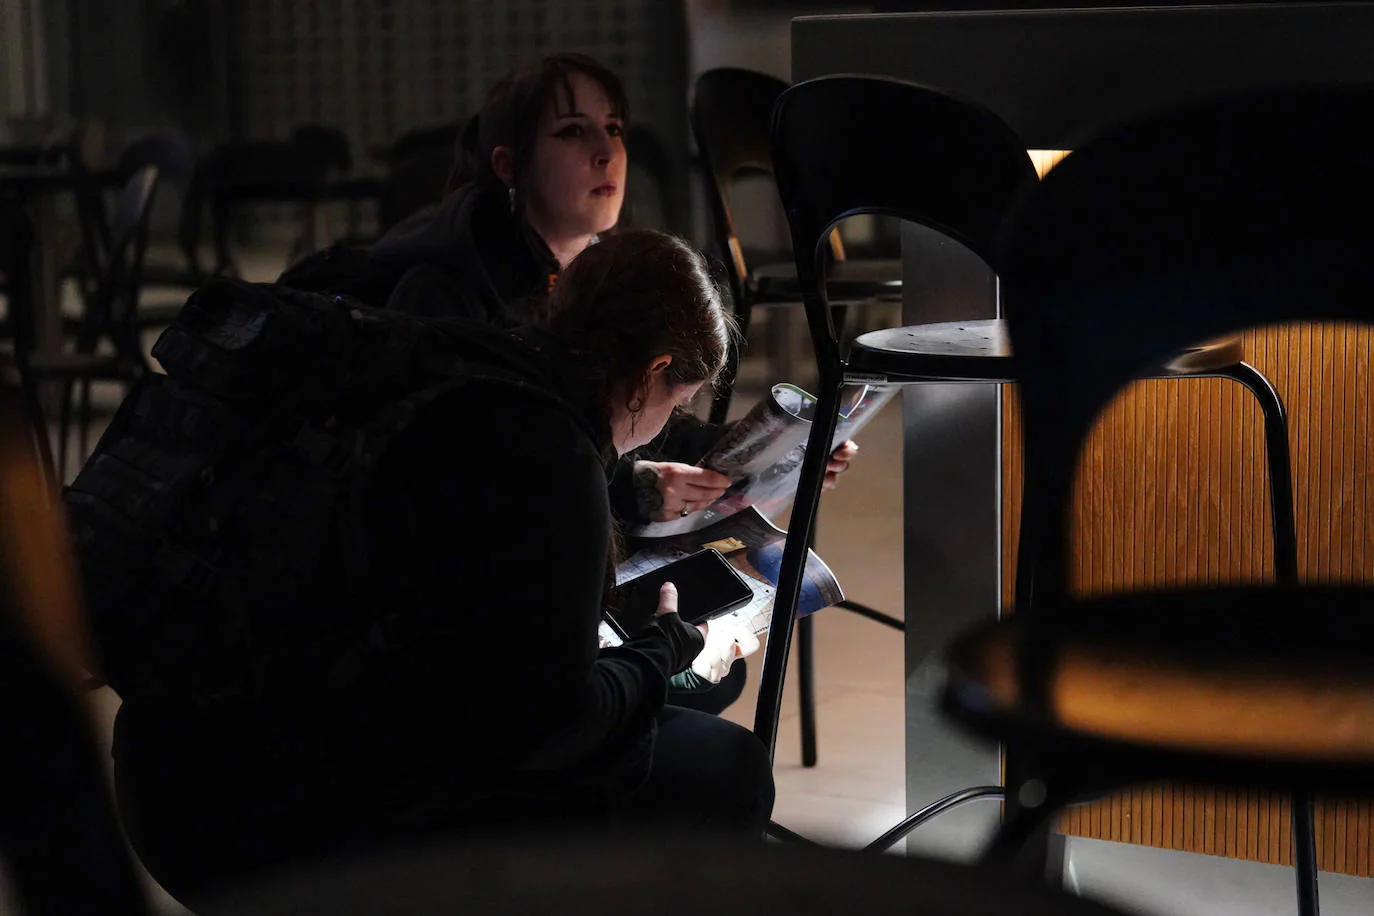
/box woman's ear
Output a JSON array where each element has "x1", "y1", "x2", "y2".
[{"x1": 490, "y1": 146, "x2": 516, "y2": 188}]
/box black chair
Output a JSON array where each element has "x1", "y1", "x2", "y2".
[
  {"x1": 691, "y1": 68, "x2": 901, "y2": 426},
  {"x1": 623, "y1": 124, "x2": 683, "y2": 235},
  {"x1": 190, "y1": 139, "x2": 330, "y2": 278},
  {"x1": 374, "y1": 120, "x2": 464, "y2": 169},
  {"x1": 0, "y1": 194, "x2": 58, "y2": 495},
  {"x1": 91, "y1": 131, "x2": 200, "y2": 334},
  {"x1": 378, "y1": 145, "x2": 457, "y2": 236},
  {"x1": 938, "y1": 85, "x2": 1374, "y2": 916},
  {"x1": 11, "y1": 166, "x2": 160, "y2": 480},
  {"x1": 761, "y1": 75, "x2": 1298, "y2": 853}
]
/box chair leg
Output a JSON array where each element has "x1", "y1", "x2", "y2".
[
  {"x1": 835, "y1": 599, "x2": 905, "y2": 630},
  {"x1": 753, "y1": 372, "x2": 844, "y2": 763},
  {"x1": 797, "y1": 612, "x2": 818, "y2": 767},
  {"x1": 56, "y1": 379, "x2": 74, "y2": 484},
  {"x1": 77, "y1": 377, "x2": 92, "y2": 464},
  {"x1": 981, "y1": 789, "x2": 1061, "y2": 878},
  {"x1": 864, "y1": 785, "x2": 1005, "y2": 853},
  {"x1": 1219, "y1": 362, "x2": 1298, "y2": 584},
  {"x1": 1292, "y1": 792, "x2": 1321, "y2": 916},
  {"x1": 16, "y1": 371, "x2": 58, "y2": 499}
]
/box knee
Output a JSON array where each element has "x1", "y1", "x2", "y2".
[{"x1": 715, "y1": 724, "x2": 776, "y2": 831}]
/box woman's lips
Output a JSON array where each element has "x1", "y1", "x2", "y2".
[{"x1": 592, "y1": 183, "x2": 619, "y2": 196}]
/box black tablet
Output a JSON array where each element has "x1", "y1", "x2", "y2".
[{"x1": 607, "y1": 548, "x2": 754, "y2": 639}]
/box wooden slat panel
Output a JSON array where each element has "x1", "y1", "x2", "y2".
[{"x1": 1000, "y1": 322, "x2": 1374, "y2": 876}]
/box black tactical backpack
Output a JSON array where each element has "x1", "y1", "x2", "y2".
[
  {"x1": 64, "y1": 278, "x2": 520, "y2": 703},
  {"x1": 276, "y1": 243, "x2": 406, "y2": 310}
]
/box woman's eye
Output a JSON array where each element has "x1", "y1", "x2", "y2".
[
  {"x1": 606, "y1": 123, "x2": 624, "y2": 138},
  {"x1": 556, "y1": 124, "x2": 585, "y2": 139}
]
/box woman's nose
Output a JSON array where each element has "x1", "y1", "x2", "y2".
[{"x1": 592, "y1": 130, "x2": 618, "y2": 167}]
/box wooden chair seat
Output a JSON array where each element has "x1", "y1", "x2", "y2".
[{"x1": 945, "y1": 586, "x2": 1374, "y2": 789}]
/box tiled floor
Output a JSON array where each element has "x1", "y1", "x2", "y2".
[{"x1": 16, "y1": 241, "x2": 1374, "y2": 913}]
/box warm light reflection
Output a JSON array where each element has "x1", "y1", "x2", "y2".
[{"x1": 1028, "y1": 149, "x2": 1072, "y2": 178}]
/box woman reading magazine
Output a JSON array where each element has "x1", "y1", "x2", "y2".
[{"x1": 107, "y1": 232, "x2": 774, "y2": 902}]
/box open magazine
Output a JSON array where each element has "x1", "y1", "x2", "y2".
[
  {"x1": 600, "y1": 506, "x2": 843, "y2": 648},
  {"x1": 603, "y1": 381, "x2": 898, "y2": 647},
  {"x1": 627, "y1": 382, "x2": 900, "y2": 538}
]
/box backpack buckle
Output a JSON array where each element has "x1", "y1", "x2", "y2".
[{"x1": 292, "y1": 424, "x2": 351, "y2": 478}]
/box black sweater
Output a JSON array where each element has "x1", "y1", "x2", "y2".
[
  {"x1": 369, "y1": 185, "x2": 727, "y2": 525},
  {"x1": 353, "y1": 325, "x2": 706, "y2": 776},
  {"x1": 371, "y1": 184, "x2": 557, "y2": 325},
  {"x1": 114, "y1": 326, "x2": 705, "y2": 820}
]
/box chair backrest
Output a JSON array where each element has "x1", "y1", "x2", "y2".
[
  {"x1": 1000, "y1": 86, "x2": 1374, "y2": 607},
  {"x1": 691, "y1": 68, "x2": 789, "y2": 299},
  {"x1": 116, "y1": 130, "x2": 196, "y2": 185},
  {"x1": 771, "y1": 74, "x2": 1038, "y2": 369},
  {"x1": 0, "y1": 193, "x2": 37, "y2": 354},
  {"x1": 203, "y1": 140, "x2": 329, "y2": 197},
  {"x1": 623, "y1": 123, "x2": 681, "y2": 234},
  {"x1": 83, "y1": 166, "x2": 160, "y2": 350},
  {"x1": 385, "y1": 120, "x2": 463, "y2": 166},
  {"x1": 291, "y1": 123, "x2": 353, "y2": 174},
  {"x1": 379, "y1": 147, "x2": 458, "y2": 234}
]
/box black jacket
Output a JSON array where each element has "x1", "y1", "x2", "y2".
[
  {"x1": 370, "y1": 184, "x2": 728, "y2": 525},
  {"x1": 371, "y1": 184, "x2": 558, "y2": 325},
  {"x1": 113, "y1": 323, "x2": 706, "y2": 837}
]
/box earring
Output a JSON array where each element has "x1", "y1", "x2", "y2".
[{"x1": 508, "y1": 186, "x2": 516, "y2": 214}]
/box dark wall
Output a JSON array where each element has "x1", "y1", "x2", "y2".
[{"x1": 64, "y1": 0, "x2": 232, "y2": 146}]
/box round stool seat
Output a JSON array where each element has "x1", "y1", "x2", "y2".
[
  {"x1": 851, "y1": 318, "x2": 1015, "y2": 382},
  {"x1": 851, "y1": 322, "x2": 1247, "y2": 384}
]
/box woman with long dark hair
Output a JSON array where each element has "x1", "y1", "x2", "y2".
[
  {"x1": 108, "y1": 231, "x2": 775, "y2": 903},
  {"x1": 373, "y1": 52, "x2": 627, "y2": 324}
]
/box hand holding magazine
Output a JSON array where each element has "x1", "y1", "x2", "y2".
[
  {"x1": 627, "y1": 381, "x2": 899, "y2": 538},
  {"x1": 603, "y1": 381, "x2": 897, "y2": 648}
]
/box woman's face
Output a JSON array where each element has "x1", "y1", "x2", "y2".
[
  {"x1": 611, "y1": 360, "x2": 704, "y2": 456},
  {"x1": 522, "y1": 72, "x2": 627, "y2": 246}
]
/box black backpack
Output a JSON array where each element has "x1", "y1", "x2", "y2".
[
  {"x1": 64, "y1": 278, "x2": 523, "y2": 702},
  {"x1": 276, "y1": 243, "x2": 406, "y2": 310}
]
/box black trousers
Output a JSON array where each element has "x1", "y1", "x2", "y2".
[{"x1": 115, "y1": 704, "x2": 775, "y2": 906}]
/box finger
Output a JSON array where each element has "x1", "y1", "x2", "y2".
[
  {"x1": 683, "y1": 477, "x2": 731, "y2": 493},
  {"x1": 825, "y1": 459, "x2": 847, "y2": 475},
  {"x1": 682, "y1": 486, "x2": 728, "y2": 503},
  {"x1": 736, "y1": 631, "x2": 761, "y2": 659},
  {"x1": 682, "y1": 466, "x2": 733, "y2": 489},
  {"x1": 830, "y1": 440, "x2": 859, "y2": 459},
  {"x1": 655, "y1": 582, "x2": 679, "y2": 616}
]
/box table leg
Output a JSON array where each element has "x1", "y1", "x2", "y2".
[{"x1": 900, "y1": 223, "x2": 1004, "y2": 858}]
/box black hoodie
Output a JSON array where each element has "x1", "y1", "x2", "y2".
[
  {"x1": 371, "y1": 184, "x2": 728, "y2": 524},
  {"x1": 111, "y1": 322, "x2": 707, "y2": 896},
  {"x1": 371, "y1": 184, "x2": 558, "y2": 325}
]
